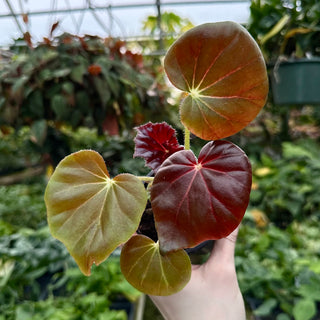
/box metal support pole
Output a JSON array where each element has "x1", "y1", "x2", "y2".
[
  {"x1": 156, "y1": 0, "x2": 164, "y2": 51},
  {"x1": 4, "y1": 0, "x2": 25, "y2": 34}
]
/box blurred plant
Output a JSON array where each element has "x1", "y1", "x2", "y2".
[
  {"x1": 0, "y1": 227, "x2": 139, "y2": 320},
  {"x1": 0, "y1": 126, "x2": 41, "y2": 175},
  {"x1": 247, "y1": 0, "x2": 320, "y2": 61},
  {"x1": 0, "y1": 32, "x2": 174, "y2": 166},
  {"x1": 138, "y1": 11, "x2": 194, "y2": 101},
  {"x1": 0, "y1": 182, "x2": 47, "y2": 233},
  {"x1": 0, "y1": 227, "x2": 70, "y2": 308},
  {"x1": 250, "y1": 139, "x2": 320, "y2": 228},
  {"x1": 237, "y1": 215, "x2": 320, "y2": 320},
  {"x1": 141, "y1": 11, "x2": 193, "y2": 52},
  {"x1": 7, "y1": 300, "x2": 127, "y2": 320},
  {"x1": 0, "y1": 124, "x2": 149, "y2": 180}
]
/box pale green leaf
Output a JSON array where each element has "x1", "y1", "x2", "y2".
[
  {"x1": 120, "y1": 235, "x2": 191, "y2": 296},
  {"x1": 45, "y1": 150, "x2": 148, "y2": 276},
  {"x1": 293, "y1": 299, "x2": 316, "y2": 320}
]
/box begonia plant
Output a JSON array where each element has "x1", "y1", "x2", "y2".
[{"x1": 45, "y1": 21, "x2": 268, "y2": 296}]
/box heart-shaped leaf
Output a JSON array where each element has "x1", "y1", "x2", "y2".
[
  {"x1": 45, "y1": 150, "x2": 148, "y2": 276},
  {"x1": 151, "y1": 140, "x2": 252, "y2": 252},
  {"x1": 120, "y1": 234, "x2": 191, "y2": 296},
  {"x1": 134, "y1": 122, "x2": 184, "y2": 173},
  {"x1": 164, "y1": 21, "x2": 269, "y2": 140}
]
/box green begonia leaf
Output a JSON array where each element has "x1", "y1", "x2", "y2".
[
  {"x1": 120, "y1": 234, "x2": 191, "y2": 296},
  {"x1": 45, "y1": 150, "x2": 148, "y2": 276}
]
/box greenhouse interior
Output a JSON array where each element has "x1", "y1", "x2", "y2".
[{"x1": 0, "y1": 0, "x2": 320, "y2": 319}]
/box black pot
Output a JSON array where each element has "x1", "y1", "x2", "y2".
[
  {"x1": 270, "y1": 58, "x2": 320, "y2": 105},
  {"x1": 111, "y1": 297, "x2": 135, "y2": 320},
  {"x1": 185, "y1": 240, "x2": 214, "y2": 264}
]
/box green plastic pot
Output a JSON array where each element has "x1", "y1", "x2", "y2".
[{"x1": 270, "y1": 58, "x2": 320, "y2": 105}]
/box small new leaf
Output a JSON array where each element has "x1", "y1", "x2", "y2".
[
  {"x1": 45, "y1": 150, "x2": 148, "y2": 276},
  {"x1": 134, "y1": 122, "x2": 184, "y2": 173}
]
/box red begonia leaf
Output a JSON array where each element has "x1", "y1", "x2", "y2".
[
  {"x1": 120, "y1": 234, "x2": 191, "y2": 296},
  {"x1": 134, "y1": 122, "x2": 184, "y2": 173},
  {"x1": 150, "y1": 140, "x2": 252, "y2": 252},
  {"x1": 164, "y1": 21, "x2": 269, "y2": 140},
  {"x1": 45, "y1": 150, "x2": 148, "y2": 276}
]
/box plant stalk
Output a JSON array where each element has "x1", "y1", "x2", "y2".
[
  {"x1": 137, "y1": 176, "x2": 154, "y2": 183},
  {"x1": 184, "y1": 126, "x2": 190, "y2": 150}
]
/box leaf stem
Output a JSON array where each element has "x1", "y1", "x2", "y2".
[
  {"x1": 184, "y1": 126, "x2": 190, "y2": 150},
  {"x1": 137, "y1": 176, "x2": 154, "y2": 183}
]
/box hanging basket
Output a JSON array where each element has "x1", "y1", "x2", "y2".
[{"x1": 270, "y1": 58, "x2": 320, "y2": 105}]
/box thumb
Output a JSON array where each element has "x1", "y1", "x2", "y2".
[{"x1": 206, "y1": 226, "x2": 239, "y2": 266}]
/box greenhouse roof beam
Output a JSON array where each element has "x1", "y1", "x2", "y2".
[{"x1": 0, "y1": 0, "x2": 248, "y2": 19}]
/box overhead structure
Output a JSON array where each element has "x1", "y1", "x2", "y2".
[{"x1": 0, "y1": 0, "x2": 250, "y2": 47}]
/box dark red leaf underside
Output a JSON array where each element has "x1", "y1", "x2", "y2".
[
  {"x1": 134, "y1": 122, "x2": 184, "y2": 173},
  {"x1": 150, "y1": 140, "x2": 252, "y2": 252}
]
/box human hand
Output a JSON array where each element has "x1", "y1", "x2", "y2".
[{"x1": 149, "y1": 227, "x2": 245, "y2": 320}]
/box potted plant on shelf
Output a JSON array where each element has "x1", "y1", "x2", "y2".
[
  {"x1": 248, "y1": 0, "x2": 320, "y2": 105},
  {"x1": 44, "y1": 21, "x2": 269, "y2": 296}
]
